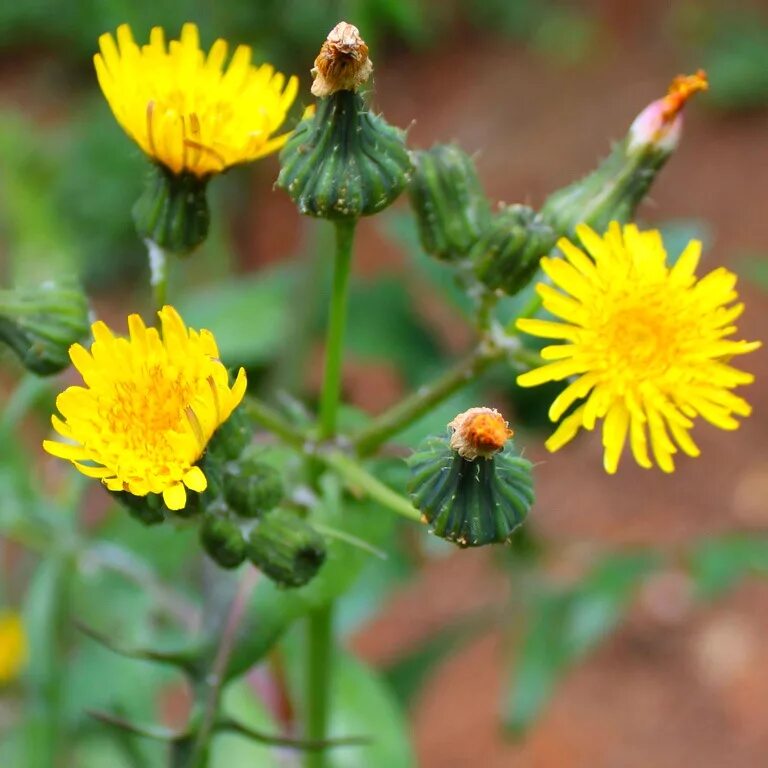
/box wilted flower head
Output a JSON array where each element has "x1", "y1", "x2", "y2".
[
  {"x1": 94, "y1": 23, "x2": 298, "y2": 177},
  {"x1": 516, "y1": 222, "x2": 760, "y2": 473},
  {"x1": 43, "y1": 306, "x2": 247, "y2": 510},
  {"x1": 449, "y1": 407, "x2": 514, "y2": 460},
  {"x1": 0, "y1": 612, "x2": 27, "y2": 684},
  {"x1": 311, "y1": 21, "x2": 373, "y2": 98},
  {"x1": 628, "y1": 70, "x2": 708, "y2": 154}
]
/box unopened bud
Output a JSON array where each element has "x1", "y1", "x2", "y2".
[
  {"x1": 541, "y1": 71, "x2": 707, "y2": 238},
  {"x1": 133, "y1": 163, "x2": 210, "y2": 256},
  {"x1": 472, "y1": 205, "x2": 555, "y2": 295},
  {"x1": 224, "y1": 458, "x2": 284, "y2": 519},
  {"x1": 247, "y1": 509, "x2": 326, "y2": 588},
  {"x1": 311, "y1": 22, "x2": 373, "y2": 98},
  {"x1": 200, "y1": 507, "x2": 247, "y2": 569},
  {"x1": 0, "y1": 279, "x2": 89, "y2": 376},
  {"x1": 112, "y1": 490, "x2": 166, "y2": 526},
  {"x1": 407, "y1": 409, "x2": 533, "y2": 547},
  {"x1": 408, "y1": 144, "x2": 492, "y2": 262}
]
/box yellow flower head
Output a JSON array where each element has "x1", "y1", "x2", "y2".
[
  {"x1": 43, "y1": 306, "x2": 247, "y2": 510},
  {"x1": 94, "y1": 23, "x2": 298, "y2": 177},
  {"x1": 0, "y1": 612, "x2": 27, "y2": 684},
  {"x1": 516, "y1": 222, "x2": 761, "y2": 474}
]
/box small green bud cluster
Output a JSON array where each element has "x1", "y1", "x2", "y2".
[
  {"x1": 113, "y1": 411, "x2": 327, "y2": 587},
  {"x1": 0, "y1": 279, "x2": 90, "y2": 376}
]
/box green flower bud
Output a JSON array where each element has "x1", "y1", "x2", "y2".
[
  {"x1": 0, "y1": 279, "x2": 89, "y2": 376},
  {"x1": 540, "y1": 72, "x2": 707, "y2": 238},
  {"x1": 247, "y1": 509, "x2": 326, "y2": 588},
  {"x1": 111, "y1": 490, "x2": 166, "y2": 526},
  {"x1": 133, "y1": 163, "x2": 210, "y2": 256},
  {"x1": 472, "y1": 205, "x2": 555, "y2": 295},
  {"x1": 206, "y1": 407, "x2": 254, "y2": 462},
  {"x1": 277, "y1": 90, "x2": 411, "y2": 220},
  {"x1": 200, "y1": 508, "x2": 246, "y2": 569},
  {"x1": 408, "y1": 144, "x2": 491, "y2": 262},
  {"x1": 224, "y1": 458, "x2": 284, "y2": 519},
  {"x1": 407, "y1": 408, "x2": 534, "y2": 547}
]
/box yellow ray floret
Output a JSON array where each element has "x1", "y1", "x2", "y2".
[
  {"x1": 94, "y1": 22, "x2": 298, "y2": 177},
  {"x1": 0, "y1": 612, "x2": 27, "y2": 684},
  {"x1": 43, "y1": 306, "x2": 247, "y2": 510},
  {"x1": 516, "y1": 222, "x2": 761, "y2": 474}
]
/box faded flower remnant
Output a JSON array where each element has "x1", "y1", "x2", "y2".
[
  {"x1": 449, "y1": 407, "x2": 514, "y2": 460},
  {"x1": 43, "y1": 306, "x2": 247, "y2": 510},
  {"x1": 516, "y1": 222, "x2": 760, "y2": 474},
  {"x1": 311, "y1": 21, "x2": 373, "y2": 98},
  {"x1": 94, "y1": 23, "x2": 298, "y2": 177}
]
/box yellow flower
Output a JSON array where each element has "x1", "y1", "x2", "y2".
[
  {"x1": 43, "y1": 306, "x2": 247, "y2": 510},
  {"x1": 0, "y1": 612, "x2": 27, "y2": 684},
  {"x1": 94, "y1": 22, "x2": 298, "y2": 177},
  {"x1": 516, "y1": 222, "x2": 761, "y2": 474}
]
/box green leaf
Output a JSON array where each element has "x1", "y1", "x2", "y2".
[
  {"x1": 688, "y1": 535, "x2": 768, "y2": 600},
  {"x1": 177, "y1": 266, "x2": 295, "y2": 368},
  {"x1": 504, "y1": 552, "x2": 657, "y2": 734}
]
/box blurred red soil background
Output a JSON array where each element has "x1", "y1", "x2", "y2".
[{"x1": 244, "y1": 4, "x2": 768, "y2": 766}]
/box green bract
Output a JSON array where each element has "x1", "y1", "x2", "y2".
[
  {"x1": 407, "y1": 435, "x2": 534, "y2": 547},
  {"x1": 277, "y1": 90, "x2": 411, "y2": 220}
]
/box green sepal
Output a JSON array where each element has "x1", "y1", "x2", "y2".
[
  {"x1": 110, "y1": 490, "x2": 166, "y2": 526},
  {"x1": 133, "y1": 163, "x2": 210, "y2": 256},
  {"x1": 206, "y1": 406, "x2": 253, "y2": 462},
  {"x1": 472, "y1": 204, "x2": 555, "y2": 295},
  {"x1": 0, "y1": 278, "x2": 89, "y2": 376},
  {"x1": 277, "y1": 90, "x2": 411, "y2": 220},
  {"x1": 407, "y1": 435, "x2": 534, "y2": 547},
  {"x1": 408, "y1": 144, "x2": 491, "y2": 262},
  {"x1": 247, "y1": 508, "x2": 326, "y2": 588},
  {"x1": 540, "y1": 138, "x2": 669, "y2": 239},
  {"x1": 224, "y1": 457, "x2": 284, "y2": 519},
  {"x1": 200, "y1": 504, "x2": 247, "y2": 569}
]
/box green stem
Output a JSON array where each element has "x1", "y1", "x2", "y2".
[
  {"x1": 319, "y1": 451, "x2": 421, "y2": 522},
  {"x1": 146, "y1": 239, "x2": 169, "y2": 312},
  {"x1": 353, "y1": 345, "x2": 502, "y2": 457},
  {"x1": 243, "y1": 396, "x2": 307, "y2": 448},
  {"x1": 318, "y1": 220, "x2": 356, "y2": 440},
  {"x1": 305, "y1": 604, "x2": 334, "y2": 768}
]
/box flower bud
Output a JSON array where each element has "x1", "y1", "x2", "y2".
[
  {"x1": 200, "y1": 506, "x2": 247, "y2": 569},
  {"x1": 541, "y1": 71, "x2": 707, "y2": 238},
  {"x1": 471, "y1": 205, "x2": 555, "y2": 295},
  {"x1": 247, "y1": 509, "x2": 326, "y2": 588},
  {"x1": 132, "y1": 163, "x2": 210, "y2": 256},
  {"x1": 0, "y1": 279, "x2": 89, "y2": 376},
  {"x1": 278, "y1": 23, "x2": 411, "y2": 220},
  {"x1": 407, "y1": 408, "x2": 533, "y2": 547},
  {"x1": 408, "y1": 144, "x2": 492, "y2": 262},
  {"x1": 206, "y1": 408, "x2": 254, "y2": 463},
  {"x1": 223, "y1": 457, "x2": 284, "y2": 519},
  {"x1": 112, "y1": 490, "x2": 166, "y2": 526}
]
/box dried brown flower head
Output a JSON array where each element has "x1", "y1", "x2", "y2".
[
  {"x1": 448, "y1": 407, "x2": 513, "y2": 461},
  {"x1": 311, "y1": 22, "x2": 373, "y2": 98}
]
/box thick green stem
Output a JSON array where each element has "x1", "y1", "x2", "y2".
[
  {"x1": 243, "y1": 396, "x2": 307, "y2": 448},
  {"x1": 318, "y1": 220, "x2": 356, "y2": 440},
  {"x1": 353, "y1": 346, "x2": 502, "y2": 457},
  {"x1": 146, "y1": 239, "x2": 169, "y2": 312},
  {"x1": 304, "y1": 220, "x2": 357, "y2": 768},
  {"x1": 305, "y1": 605, "x2": 334, "y2": 768}
]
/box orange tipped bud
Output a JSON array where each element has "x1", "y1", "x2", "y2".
[
  {"x1": 661, "y1": 70, "x2": 709, "y2": 121},
  {"x1": 311, "y1": 22, "x2": 373, "y2": 98},
  {"x1": 448, "y1": 407, "x2": 513, "y2": 461}
]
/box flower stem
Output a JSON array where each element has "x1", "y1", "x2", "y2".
[
  {"x1": 243, "y1": 396, "x2": 307, "y2": 448},
  {"x1": 146, "y1": 239, "x2": 169, "y2": 312},
  {"x1": 305, "y1": 604, "x2": 334, "y2": 768},
  {"x1": 305, "y1": 220, "x2": 357, "y2": 768},
  {"x1": 353, "y1": 345, "x2": 502, "y2": 457},
  {"x1": 318, "y1": 220, "x2": 356, "y2": 440}
]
